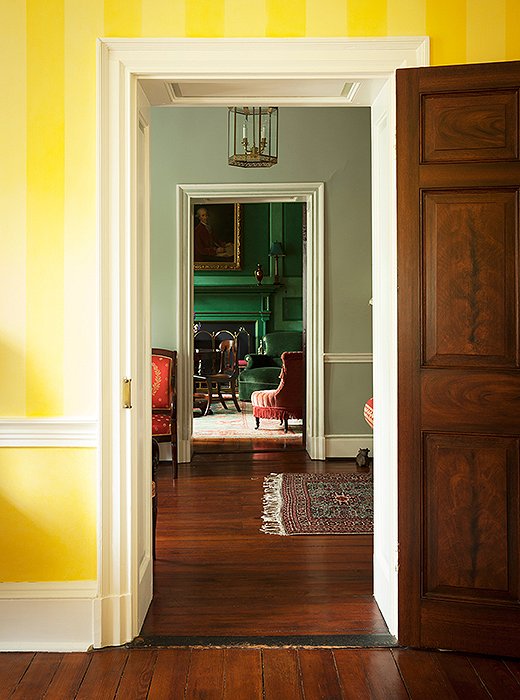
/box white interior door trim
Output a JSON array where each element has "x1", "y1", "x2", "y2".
[
  {"x1": 97, "y1": 36, "x2": 429, "y2": 649},
  {"x1": 177, "y1": 182, "x2": 324, "y2": 463}
]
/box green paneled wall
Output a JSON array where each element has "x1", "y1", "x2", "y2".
[{"x1": 194, "y1": 202, "x2": 303, "y2": 334}]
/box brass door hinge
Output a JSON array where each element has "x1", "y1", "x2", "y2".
[{"x1": 122, "y1": 377, "x2": 132, "y2": 408}]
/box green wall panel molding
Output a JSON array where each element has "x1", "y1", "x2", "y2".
[{"x1": 282, "y1": 296, "x2": 303, "y2": 322}]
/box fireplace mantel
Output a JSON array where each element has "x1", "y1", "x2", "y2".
[
  {"x1": 194, "y1": 283, "x2": 279, "y2": 295},
  {"x1": 194, "y1": 283, "x2": 281, "y2": 341}
]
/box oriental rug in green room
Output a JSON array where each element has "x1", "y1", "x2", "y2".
[{"x1": 261, "y1": 472, "x2": 373, "y2": 536}]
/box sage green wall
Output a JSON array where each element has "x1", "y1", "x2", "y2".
[{"x1": 151, "y1": 106, "x2": 372, "y2": 436}]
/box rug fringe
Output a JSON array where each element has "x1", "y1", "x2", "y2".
[{"x1": 260, "y1": 473, "x2": 287, "y2": 536}]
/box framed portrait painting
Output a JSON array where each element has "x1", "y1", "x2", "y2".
[{"x1": 193, "y1": 203, "x2": 242, "y2": 270}]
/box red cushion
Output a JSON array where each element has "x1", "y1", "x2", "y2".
[
  {"x1": 152, "y1": 413, "x2": 171, "y2": 436},
  {"x1": 152, "y1": 355, "x2": 172, "y2": 409},
  {"x1": 251, "y1": 388, "x2": 278, "y2": 409},
  {"x1": 364, "y1": 397, "x2": 374, "y2": 428}
]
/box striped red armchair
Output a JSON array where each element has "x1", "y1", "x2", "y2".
[{"x1": 251, "y1": 351, "x2": 303, "y2": 433}]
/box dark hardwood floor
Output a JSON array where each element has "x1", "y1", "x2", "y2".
[
  {"x1": 2, "y1": 647, "x2": 520, "y2": 698},
  {"x1": 143, "y1": 448, "x2": 385, "y2": 639},
  {"x1": 4, "y1": 445, "x2": 520, "y2": 697},
  {"x1": 192, "y1": 434, "x2": 304, "y2": 454}
]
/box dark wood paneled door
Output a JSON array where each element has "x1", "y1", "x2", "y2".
[{"x1": 397, "y1": 61, "x2": 520, "y2": 656}]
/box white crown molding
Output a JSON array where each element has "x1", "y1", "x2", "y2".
[
  {"x1": 325, "y1": 434, "x2": 373, "y2": 458},
  {"x1": 99, "y1": 36, "x2": 430, "y2": 70},
  {"x1": 324, "y1": 353, "x2": 373, "y2": 363},
  {"x1": 0, "y1": 418, "x2": 97, "y2": 447}
]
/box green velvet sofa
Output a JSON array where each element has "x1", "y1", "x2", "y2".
[{"x1": 238, "y1": 331, "x2": 303, "y2": 401}]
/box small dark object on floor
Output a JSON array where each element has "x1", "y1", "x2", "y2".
[{"x1": 355, "y1": 448, "x2": 371, "y2": 468}]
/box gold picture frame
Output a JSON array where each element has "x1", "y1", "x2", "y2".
[{"x1": 193, "y1": 203, "x2": 242, "y2": 270}]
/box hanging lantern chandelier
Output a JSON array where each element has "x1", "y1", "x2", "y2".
[{"x1": 228, "y1": 107, "x2": 278, "y2": 168}]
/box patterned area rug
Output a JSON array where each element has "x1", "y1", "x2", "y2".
[
  {"x1": 193, "y1": 400, "x2": 303, "y2": 440},
  {"x1": 261, "y1": 472, "x2": 373, "y2": 535}
]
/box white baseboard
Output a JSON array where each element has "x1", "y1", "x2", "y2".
[
  {"x1": 325, "y1": 434, "x2": 373, "y2": 458},
  {"x1": 0, "y1": 581, "x2": 97, "y2": 651}
]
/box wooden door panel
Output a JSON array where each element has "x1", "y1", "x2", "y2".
[
  {"x1": 423, "y1": 433, "x2": 519, "y2": 602},
  {"x1": 423, "y1": 189, "x2": 518, "y2": 368},
  {"x1": 422, "y1": 90, "x2": 519, "y2": 163},
  {"x1": 398, "y1": 60, "x2": 520, "y2": 656},
  {"x1": 421, "y1": 370, "x2": 520, "y2": 433},
  {"x1": 420, "y1": 601, "x2": 520, "y2": 657}
]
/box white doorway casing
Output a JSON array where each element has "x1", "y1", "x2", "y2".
[
  {"x1": 97, "y1": 37, "x2": 429, "y2": 649},
  {"x1": 176, "y1": 183, "x2": 324, "y2": 464}
]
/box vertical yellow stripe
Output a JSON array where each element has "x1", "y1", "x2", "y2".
[
  {"x1": 186, "y1": 0, "x2": 225, "y2": 37},
  {"x1": 225, "y1": 0, "x2": 267, "y2": 37},
  {"x1": 26, "y1": 0, "x2": 64, "y2": 416},
  {"x1": 387, "y1": 0, "x2": 426, "y2": 36},
  {"x1": 266, "y1": 0, "x2": 305, "y2": 37},
  {"x1": 426, "y1": 0, "x2": 466, "y2": 65},
  {"x1": 467, "y1": 0, "x2": 506, "y2": 63},
  {"x1": 306, "y1": 0, "x2": 347, "y2": 36},
  {"x1": 0, "y1": 2, "x2": 26, "y2": 415},
  {"x1": 64, "y1": 1, "x2": 103, "y2": 417},
  {"x1": 104, "y1": 0, "x2": 142, "y2": 36},
  {"x1": 347, "y1": 0, "x2": 387, "y2": 36},
  {"x1": 142, "y1": 0, "x2": 186, "y2": 36},
  {"x1": 505, "y1": 0, "x2": 520, "y2": 59}
]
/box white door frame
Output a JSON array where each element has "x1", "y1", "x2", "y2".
[
  {"x1": 176, "y1": 182, "x2": 324, "y2": 463},
  {"x1": 96, "y1": 37, "x2": 429, "y2": 648}
]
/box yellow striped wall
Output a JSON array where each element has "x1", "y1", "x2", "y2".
[{"x1": 0, "y1": 0, "x2": 519, "y2": 581}]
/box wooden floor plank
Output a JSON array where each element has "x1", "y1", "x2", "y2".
[
  {"x1": 146, "y1": 648, "x2": 191, "y2": 699},
  {"x1": 0, "y1": 653, "x2": 35, "y2": 699},
  {"x1": 75, "y1": 650, "x2": 128, "y2": 700},
  {"x1": 433, "y1": 652, "x2": 491, "y2": 699},
  {"x1": 262, "y1": 648, "x2": 304, "y2": 700},
  {"x1": 222, "y1": 648, "x2": 262, "y2": 700},
  {"x1": 298, "y1": 649, "x2": 343, "y2": 700},
  {"x1": 2, "y1": 648, "x2": 520, "y2": 696},
  {"x1": 43, "y1": 653, "x2": 93, "y2": 700},
  {"x1": 115, "y1": 649, "x2": 157, "y2": 699},
  {"x1": 469, "y1": 656, "x2": 520, "y2": 699},
  {"x1": 334, "y1": 649, "x2": 408, "y2": 699},
  {"x1": 504, "y1": 658, "x2": 520, "y2": 685},
  {"x1": 392, "y1": 649, "x2": 459, "y2": 700},
  {"x1": 185, "y1": 649, "x2": 224, "y2": 699},
  {"x1": 9, "y1": 653, "x2": 62, "y2": 699},
  {"x1": 332, "y1": 649, "x2": 372, "y2": 699}
]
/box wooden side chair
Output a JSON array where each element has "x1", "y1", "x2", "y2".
[
  {"x1": 251, "y1": 351, "x2": 304, "y2": 432},
  {"x1": 195, "y1": 338, "x2": 241, "y2": 413}
]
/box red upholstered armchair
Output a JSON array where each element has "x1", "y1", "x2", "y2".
[
  {"x1": 152, "y1": 348, "x2": 178, "y2": 480},
  {"x1": 251, "y1": 351, "x2": 303, "y2": 433}
]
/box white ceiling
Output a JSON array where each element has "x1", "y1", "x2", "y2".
[{"x1": 139, "y1": 77, "x2": 385, "y2": 107}]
